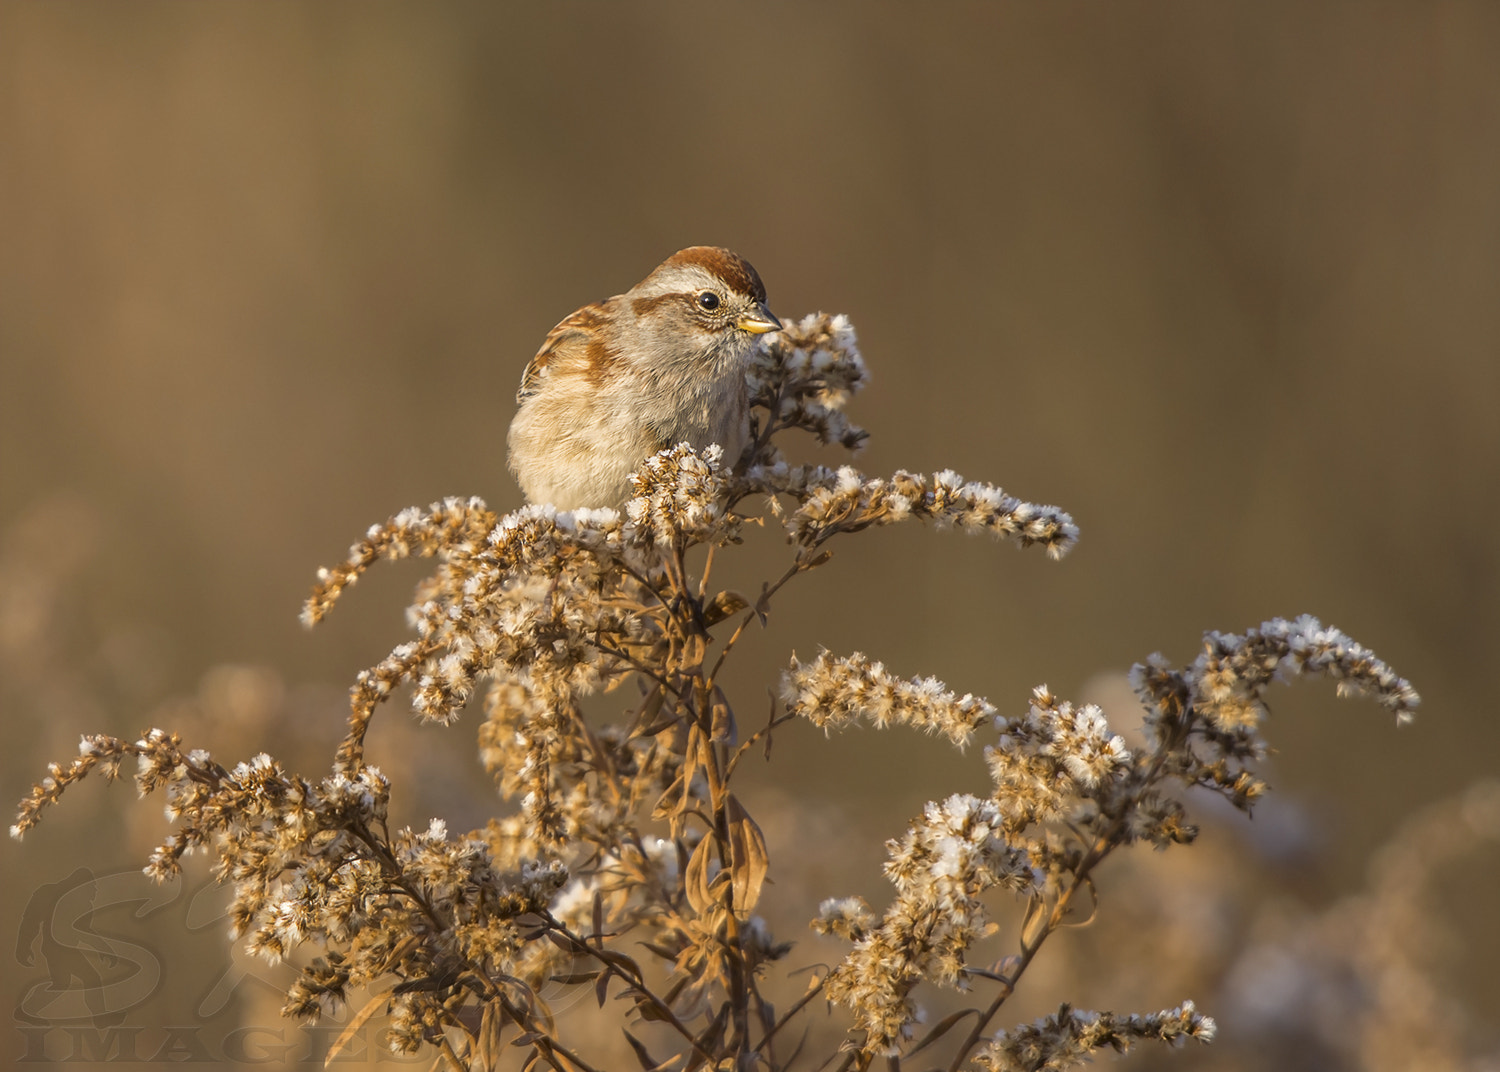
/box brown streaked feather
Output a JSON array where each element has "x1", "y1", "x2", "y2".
[
  {"x1": 516, "y1": 302, "x2": 616, "y2": 402},
  {"x1": 660, "y1": 247, "x2": 766, "y2": 303},
  {"x1": 630, "y1": 293, "x2": 678, "y2": 319}
]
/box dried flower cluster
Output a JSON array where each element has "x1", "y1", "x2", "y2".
[
  {"x1": 13, "y1": 312, "x2": 1418, "y2": 1072},
  {"x1": 779, "y1": 613, "x2": 1416, "y2": 1065}
]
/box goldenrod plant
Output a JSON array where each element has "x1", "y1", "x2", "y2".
[{"x1": 13, "y1": 315, "x2": 1419, "y2": 1072}]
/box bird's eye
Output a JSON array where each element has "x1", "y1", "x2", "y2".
[{"x1": 697, "y1": 291, "x2": 721, "y2": 311}]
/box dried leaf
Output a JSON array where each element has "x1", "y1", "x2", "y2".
[
  {"x1": 547, "y1": 971, "x2": 604, "y2": 986},
  {"x1": 801, "y1": 549, "x2": 834, "y2": 570},
  {"x1": 635, "y1": 991, "x2": 672, "y2": 1023},
  {"x1": 476, "y1": 1000, "x2": 505, "y2": 1071},
  {"x1": 640, "y1": 941, "x2": 679, "y2": 963},
  {"x1": 630, "y1": 685, "x2": 668, "y2": 738},
  {"x1": 1021, "y1": 893, "x2": 1049, "y2": 950},
  {"x1": 906, "y1": 1008, "x2": 979, "y2": 1057},
  {"x1": 727, "y1": 795, "x2": 769, "y2": 914},
  {"x1": 651, "y1": 769, "x2": 687, "y2": 822},
  {"x1": 324, "y1": 991, "x2": 385, "y2": 1066},
  {"x1": 1063, "y1": 876, "x2": 1100, "y2": 928},
  {"x1": 757, "y1": 999, "x2": 777, "y2": 1035},
  {"x1": 590, "y1": 946, "x2": 643, "y2": 976},
  {"x1": 704, "y1": 590, "x2": 750, "y2": 625},
  {"x1": 685, "y1": 1003, "x2": 730, "y2": 1072},
  {"x1": 681, "y1": 725, "x2": 705, "y2": 815},
  {"x1": 753, "y1": 584, "x2": 773, "y2": 625},
  {"x1": 685, "y1": 835, "x2": 716, "y2": 915},
  {"x1": 545, "y1": 929, "x2": 578, "y2": 954},
  {"x1": 378, "y1": 934, "x2": 424, "y2": 973},
  {"x1": 709, "y1": 686, "x2": 737, "y2": 746},
  {"x1": 639, "y1": 707, "x2": 683, "y2": 737},
  {"x1": 623, "y1": 1031, "x2": 662, "y2": 1071},
  {"x1": 679, "y1": 634, "x2": 707, "y2": 678}
]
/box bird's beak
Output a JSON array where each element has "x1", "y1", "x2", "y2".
[{"x1": 737, "y1": 303, "x2": 782, "y2": 335}]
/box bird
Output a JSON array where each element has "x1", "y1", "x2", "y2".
[{"x1": 507, "y1": 246, "x2": 781, "y2": 510}]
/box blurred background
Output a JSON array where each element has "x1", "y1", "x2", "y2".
[{"x1": 3, "y1": 3, "x2": 1497, "y2": 1069}]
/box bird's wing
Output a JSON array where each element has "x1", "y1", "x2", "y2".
[{"x1": 516, "y1": 301, "x2": 613, "y2": 404}]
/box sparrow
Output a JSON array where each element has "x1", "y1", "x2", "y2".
[{"x1": 507, "y1": 246, "x2": 781, "y2": 510}]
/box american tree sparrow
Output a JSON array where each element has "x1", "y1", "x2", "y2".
[{"x1": 507, "y1": 247, "x2": 781, "y2": 510}]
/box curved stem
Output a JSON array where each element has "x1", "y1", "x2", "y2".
[
  {"x1": 543, "y1": 915, "x2": 713, "y2": 1063},
  {"x1": 706, "y1": 553, "x2": 817, "y2": 688},
  {"x1": 756, "y1": 973, "x2": 828, "y2": 1055}
]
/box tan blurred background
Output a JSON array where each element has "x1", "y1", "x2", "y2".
[{"x1": 3, "y1": 3, "x2": 1497, "y2": 1069}]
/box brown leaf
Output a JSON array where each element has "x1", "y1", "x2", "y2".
[
  {"x1": 640, "y1": 941, "x2": 680, "y2": 963},
  {"x1": 639, "y1": 707, "x2": 683, "y2": 738},
  {"x1": 635, "y1": 991, "x2": 672, "y2": 1023},
  {"x1": 323, "y1": 991, "x2": 386, "y2": 1066},
  {"x1": 753, "y1": 584, "x2": 773, "y2": 625},
  {"x1": 547, "y1": 971, "x2": 603, "y2": 986},
  {"x1": 590, "y1": 946, "x2": 643, "y2": 976},
  {"x1": 679, "y1": 633, "x2": 707, "y2": 678},
  {"x1": 726, "y1": 795, "x2": 770, "y2": 914},
  {"x1": 684, "y1": 835, "x2": 716, "y2": 915},
  {"x1": 545, "y1": 929, "x2": 587, "y2": 956},
  {"x1": 476, "y1": 1000, "x2": 505, "y2": 1071},
  {"x1": 681, "y1": 725, "x2": 705, "y2": 816},
  {"x1": 630, "y1": 685, "x2": 669, "y2": 738},
  {"x1": 757, "y1": 999, "x2": 777, "y2": 1035},
  {"x1": 685, "y1": 1004, "x2": 730, "y2": 1072},
  {"x1": 709, "y1": 686, "x2": 737, "y2": 746},
  {"x1": 906, "y1": 1008, "x2": 980, "y2": 1057},
  {"x1": 378, "y1": 934, "x2": 424, "y2": 974},
  {"x1": 651, "y1": 769, "x2": 687, "y2": 822},
  {"x1": 1020, "y1": 893, "x2": 1049, "y2": 949},
  {"x1": 703, "y1": 590, "x2": 750, "y2": 625},
  {"x1": 623, "y1": 1031, "x2": 662, "y2": 1071}
]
